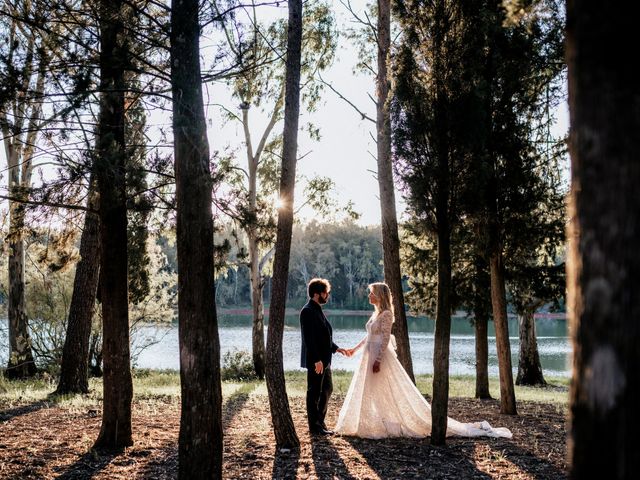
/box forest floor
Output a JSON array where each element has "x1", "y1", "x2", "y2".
[{"x1": 0, "y1": 371, "x2": 569, "y2": 479}]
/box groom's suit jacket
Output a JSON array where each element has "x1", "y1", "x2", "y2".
[{"x1": 300, "y1": 300, "x2": 339, "y2": 369}]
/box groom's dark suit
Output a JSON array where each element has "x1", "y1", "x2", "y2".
[{"x1": 300, "y1": 299, "x2": 339, "y2": 433}]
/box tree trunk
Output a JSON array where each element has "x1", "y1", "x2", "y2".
[
  {"x1": 431, "y1": 219, "x2": 452, "y2": 445},
  {"x1": 489, "y1": 251, "x2": 517, "y2": 415},
  {"x1": 516, "y1": 308, "x2": 546, "y2": 386},
  {"x1": 170, "y1": 0, "x2": 223, "y2": 476},
  {"x1": 429, "y1": 0, "x2": 453, "y2": 446},
  {"x1": 249, "y1": 234, "x2": 266, "y2": 380},
  {"x1": 566, "y1": 1, "x2": 639, "y2": 477},
  {"x1": 6, "y1": 205, "x2": 37, "y2": 379},
  {"x1": 2, "y1": 11, "x2": 44, "y2": 380},
  {"x1": 376, "y1": 0, "x2": 415, "y2": 383},
  {"x1": 265, "y1": 0, "x2": 302, "y2": 450},
  {"x1": 473, "y1": 256, "x2": 491, "y2": 398},
  {"x1": 94, "y1": 0, "x2": 133, "y2": 449},
  {"x1": 56, "y1": 180, "x2": 101, "y2": 395}
]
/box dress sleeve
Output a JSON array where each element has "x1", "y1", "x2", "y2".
[
  {"x1": 375, "y1": 310, "x2": 394, "y2": 363},
  {"x1": 352, "y1": 335, "x2": 367, "y2": 353}
]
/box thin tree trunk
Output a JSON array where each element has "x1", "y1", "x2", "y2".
[
  {"x1": 265, "y1": 0, "x2": 302, "y2": 449},
  {"x1": 516, "y1": 308, "x2": 546, "y2": 386},
  {"x1": 566, "y1": 1, "x2": 639, "y2": 476},
  {"x1": 376, "y1": 0, "x2": 415, "y2": 383},
  {"x1": 430, "y1": 0, "x2": 453, "y2": 446},
  {"x1": 56, "y1": 180, "x2": 101, "y2": 394},
  {"x1": 489, "y1": 251, "x2": 517, "y2": 415},
  {"x1": 3, "y1": 25, "x2": 43, "y2": 379},
  {"x1": 249, "y1": 235, "x2": 266, "y2": 379},
  {"x1": 6, "y1": 205, "x2": 37, "y2": 379},
  {"x1": 431, "y1": 219, "x2": 452, "y2": 445},
  {"x1": 473, "y1": 256, "x2": 491, "y2": 398},
  {"x1": 94, "y1": 0, "x2": 133, "y2": 449},
  {"x1": 170, "y1": 0, "x2": 223, "y2": 475}
]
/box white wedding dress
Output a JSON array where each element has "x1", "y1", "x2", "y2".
[{"x1": 336, "y1": 310, "x2": 512, "y2": 439}]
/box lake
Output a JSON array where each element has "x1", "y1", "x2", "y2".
[
  {"x1": 130, "y1": 313, "x2": 570, "y2": 377},
  {"x1": 0, "y1": 313, "x2": 570, "y2": 377}
]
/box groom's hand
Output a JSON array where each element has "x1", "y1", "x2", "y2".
[
  {"x1": 314, "y1": 361, "x2": 324, "y2": 374},
  {"x1": 373, "y1": 360, "x2": 380, "y2": 373},
  {"x1": 337, "y1": 348, "x2": 348, "y2": 356}
]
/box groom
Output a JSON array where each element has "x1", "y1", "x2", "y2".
[{"x1": 300, "y1": 278, "x2": 346, "y2": 435}]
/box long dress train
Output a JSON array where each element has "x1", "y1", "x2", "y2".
[{"x1": 335, "y1": 310, "x2": 512, "y2": 439}]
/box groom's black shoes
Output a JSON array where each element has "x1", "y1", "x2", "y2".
[{"x1": 310, "y1": 427, "x2": 334, "y2": 436}]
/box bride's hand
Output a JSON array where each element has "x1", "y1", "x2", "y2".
[{"x1": 372, "y1": 360, "x2": 380, "y2": 373}]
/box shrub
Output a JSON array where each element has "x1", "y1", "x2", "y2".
[{"x1": 221, "y1": 349, "x2": 257, "y2": 381}]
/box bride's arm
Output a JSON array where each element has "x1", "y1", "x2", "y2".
[
  {"x1": 374, "y1": 310, "x2": 394, "y2": 365},
  {"x1": 349, "y1": 335, "x2": 367, "y2": 355}
]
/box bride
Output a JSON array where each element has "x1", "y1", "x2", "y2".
[{"x1": 335, "y1": 282, "x2": 512, "y2": 439}]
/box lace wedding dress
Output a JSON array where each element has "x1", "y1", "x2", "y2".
[{"x1": 335, "y1": 310, "x2": 512, "y2": 439}]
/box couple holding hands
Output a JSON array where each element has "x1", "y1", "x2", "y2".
[{"x1": 300, "y1": 278, "x2": 512, "y2": 439}]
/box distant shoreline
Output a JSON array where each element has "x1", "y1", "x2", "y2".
[{"x1": 217, "y1": 307, "x2": 567, "y2": 320}]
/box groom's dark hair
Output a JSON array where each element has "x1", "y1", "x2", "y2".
[{"x1": 308, "y1": 278, "x2": 331, "y2": 298}]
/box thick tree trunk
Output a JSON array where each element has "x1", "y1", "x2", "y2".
[
  {"x1": 566, "y1": 1, "x2": 639, "y2": 477},
  {"x1": 265, "y1": 0, "x2": 302, "y2": 450},
  {"x1": 249, "y1": 234, "x2": 266, "y2": 380},
  {"x1": 473, "y1": 256, "x2": 491, "y2": 398},
  {"x1": 516, "y1": 308, "x2": 546, "y2": 386},
  {"x1": 489, "y1": 251, "x2": 517, "y2": 414},
  {"x1": 171, "y1": 0, "x2": 223, "y2": 476},
  {"x1": 94, "y1": 0, "x2": 133, "y2": 449},
  {"x1": 56, "y1": 181, "x2": 101, "y2": 395},
  {"x1": 376, "y1": 0, "x2": 415, "y2": 383}
]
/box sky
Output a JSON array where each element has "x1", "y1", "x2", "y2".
[
  {"x1": 203, "y1": 1, "x2": 569, "y2": 227},
  {"x1": 1, "y1": 0, "x2": 569, "y2": 228}
]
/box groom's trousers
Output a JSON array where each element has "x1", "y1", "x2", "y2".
[{"x1": 306, "y1": 366, "x2": 333, "y2": 431}]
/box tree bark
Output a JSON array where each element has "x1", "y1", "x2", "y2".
[
  {"x1": 489, "y1": 251, "x2": 517, "y2": 415},
  {"x1": 376, "y1": 0, "x2": 415, "y2": 383},
  {"x1": 3, "y1": 21, "x2": 44, "y2": 380},
  {"x1": 431, "y1": 217, "x2": 452, "y2": 445},
  {"x1": 249, "y1": 234, "x2": 266, "y2": 379},
  {"x1": 473, "y1": 256, "x2": 491, "y2": 398},
  {"x1": 566, "y1": 1, "x2": 639, "y2": 477},
  {"x1": 6, "y1": 204, "x2": 37, "y2": 379},
  {"x1": 56, "y1": 180, "x2": 101, "y2": 395},
  {"x1": 430, "y1": 0, "x2": 452, "y2": 444},
  {"x1": 265, "y1": 0, "x2": 302, "y2": 449},
  {"x1": 516, "y1": 308, "x2": 546, "y2": 386},
  {"x1": 170, "y1": 0, "x2": 223, "y2": 476},
  {"x1": 94, "y1": 0, "x2": 133, "y2": 449}
]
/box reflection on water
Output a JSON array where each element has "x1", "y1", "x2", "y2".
[{"x1": 132, "y1": 313, "x2": 570, "y2": 377}]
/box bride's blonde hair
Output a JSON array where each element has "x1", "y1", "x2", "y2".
[{"x1": 369, "y1": 282, "x2": 394, "y2": 320}]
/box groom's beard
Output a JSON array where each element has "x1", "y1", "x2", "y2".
[{"x1": 318, "y1": 295, "x2": 328, "y2": 305}]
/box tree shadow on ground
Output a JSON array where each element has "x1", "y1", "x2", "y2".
[
  {"x1": 345, "y1": 435, "x2": 493, "y2": 479},
  {"x1": 488, "y1": 440, "x2": 568, "y2": 479},
  {"x1": 0, "y1": 400, "x2": 51, "y2": 422},
  {"x1": 137, "y1": 441, "x2": 178, "y2": 480},
  {"x1": 55, "y1": 449, "x2": 120, "y2": 479},
  {"x1": 136, "y1": 381, "x2": 260, "y2": 479},
  {"x1": 311, "y1": 434, "x2": 358, "y2": 480},
  {"x1": 271, "y1": 446, "x2": 301, "y2": 479},
  {"x1": 222, "y1": 382, "x2": 259, "y2": 429}
]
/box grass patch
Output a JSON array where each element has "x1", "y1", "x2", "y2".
[{"x1": 0, "y1": 369, "x2": 569, "y2": 407}]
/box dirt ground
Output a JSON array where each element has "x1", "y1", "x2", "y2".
[{"x1": 0, "y1": 392, "x2": 567, "y2": 479}]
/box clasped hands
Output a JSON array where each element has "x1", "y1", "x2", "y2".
[{"x1": 337, "y1": 348, "x2": 380, "y2": 373}]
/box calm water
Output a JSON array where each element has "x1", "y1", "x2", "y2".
[
  {"x1": 0, "y1": 313, "x2": 570, "y2": 377},
  {"x1": 132, "y1": 313, "x2": 571, "y2": 377}
]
